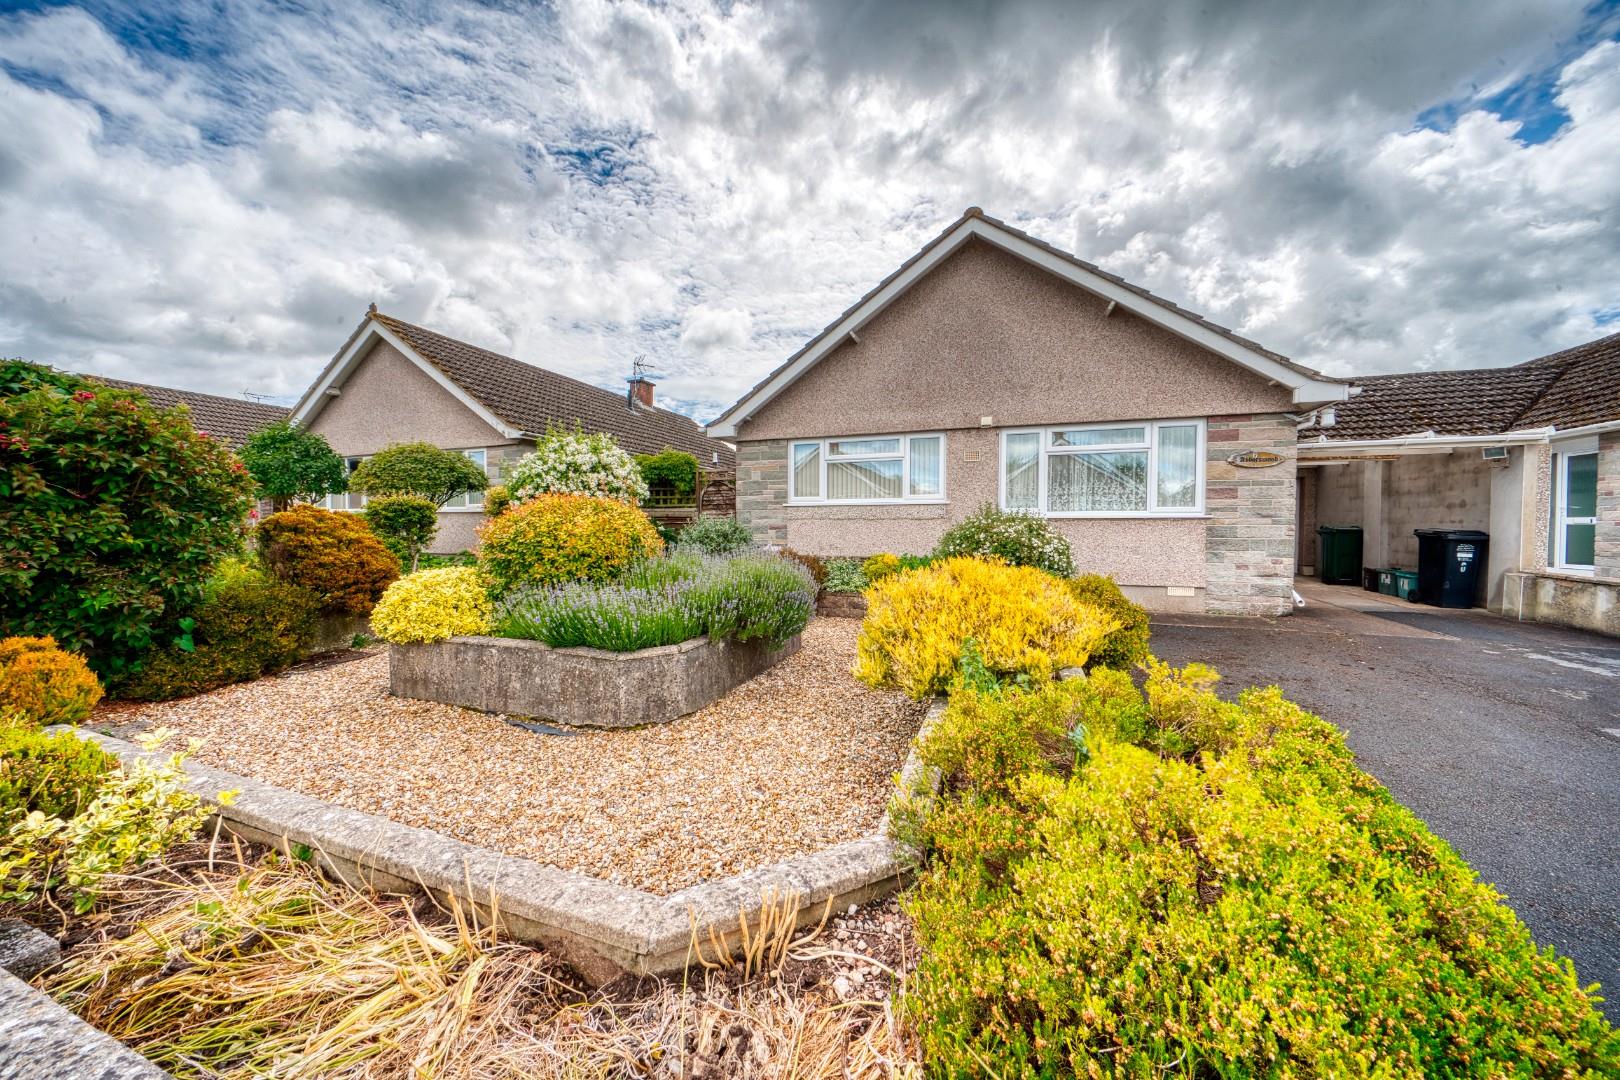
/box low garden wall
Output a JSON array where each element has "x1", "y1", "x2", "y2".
[
  {"x1": 73, "y1": 700, "x2": 941, "y2": 987},
  {"x1": 389, "y1": 633, "x2": 801, "y2": 727},
  {"x1": 1501, "y1": 570, "x2": 1619, "y2": 637},
  {"x1": 816, "y1": 592, "x2": 868, "y2": 619}
]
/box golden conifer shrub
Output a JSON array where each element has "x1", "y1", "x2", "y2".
[
  {"x1": 853, "y1": 557, "x2": 1118, "y2": 698},
  {"x1": 370, "y1": 567, "x2": 494, "y2": 645}
]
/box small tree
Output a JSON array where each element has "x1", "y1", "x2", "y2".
[
  {"x1": 363, "y1": 496, "x2": 439, "y2": 571},
  {"x1": 240, "y1": 420, "x2": 347, "y2": 511},
  {"x1": 347, "y1": 442, "x2": 487, "y2": 508}
]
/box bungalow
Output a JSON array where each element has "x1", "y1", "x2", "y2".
[
  {"x1": 708, "y1": 208, "x2": 1352, "y2": 616},
  {"x1": 1297, "y1": 332, "x2": 1620, "y2": 635},
  {"x1": 289, "y1": 308, "x2": 737, "y2": 552}
]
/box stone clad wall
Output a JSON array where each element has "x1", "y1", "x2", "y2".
[
  {"x1": 1599, "y1": 431, "x2": 1620, "y2": 581},
  {"x1": 736, "y1": 438, "x2": 789, "y2": 544},
  {"x1": 1204, "y1": 414, "x2": 1297, "y2": 616}
]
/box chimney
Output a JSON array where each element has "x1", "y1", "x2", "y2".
[{"x1": 628, "y1": 376, "x2": 655, "y2": 409}]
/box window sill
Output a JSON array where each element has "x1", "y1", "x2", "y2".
[
  {"x1": 441, "y1": 507, "x2": 487, "y2": 514},
  {"x1": 786, "y1": 499, "x2": 949, "y2": 507},
  {"x1": 1014, "y1": 511, "x2": 1212, "y2": 520}
]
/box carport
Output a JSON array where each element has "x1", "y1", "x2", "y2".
[{"x1": 1295, "y1": 332, "x2": 1619, "y2": 634}]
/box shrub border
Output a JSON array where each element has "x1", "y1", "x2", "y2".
[{"x1": 67, "y1": 701, "x2": 942, "y2": 987}]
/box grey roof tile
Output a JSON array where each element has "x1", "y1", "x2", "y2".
[
  {"x1": 87, "y1": 377, "x2": 289, "y2": 448},
  {"x1": 371, "y1": 313, "x2": 735, "y2": 468}
]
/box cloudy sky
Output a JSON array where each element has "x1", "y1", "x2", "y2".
[{"x1": 1, "y1": 1, "x2": 1616, "y2": 421}]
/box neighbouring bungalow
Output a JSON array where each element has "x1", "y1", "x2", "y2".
[
  {"x1": 1297, "y1": 332, "x2": 1620, "y2": 635},
  {"x1": 289, "y1": 308, "x2": 737, "y2": 552},
  {"x1": 708, "y1": 208, "x2": 1353, "y2": 616},
  {"x1": 87, "y1": 376, "x2": 290, "y2": 449}
]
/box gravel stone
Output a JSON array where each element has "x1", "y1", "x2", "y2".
[{"x1": 101, "y1": 619, "x2": 926, "y2": 895}]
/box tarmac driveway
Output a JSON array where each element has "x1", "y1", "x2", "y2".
[{"x1": 1149, "y1": 580, "x2": 1620, "y2": 1021}]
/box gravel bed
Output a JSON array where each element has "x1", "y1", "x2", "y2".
[{"x1": 99, "y1": 620, "x2": 927, "y2": 895}]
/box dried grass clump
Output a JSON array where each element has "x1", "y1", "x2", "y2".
[{"x1": 42, "y1": 846, "x2": 922, "y2": 1079}]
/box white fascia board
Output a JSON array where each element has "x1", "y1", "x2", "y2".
[
  {"x1": 290, "y1": 319, "x2": 523, "y2": 440},
  {"x1": 707, "y1": 216, "x2": 1346, "y2": 438},
  {"x1": 1298, "y1": 428, "x2": 1556, "y2": 457}
]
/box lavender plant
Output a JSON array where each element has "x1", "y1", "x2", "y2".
[{"x1": 497, "y1": 554, "x2": 814, "y2": 651}]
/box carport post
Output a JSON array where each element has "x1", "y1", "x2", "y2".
[{"x1": 1361, "y1": 460, "x2": 1388, "y2": 570}]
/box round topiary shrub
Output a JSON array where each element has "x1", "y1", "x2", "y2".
[
  {"x1": 118, "y1": 562, "x2": 321, "y2": 702},
  {"x1": 478, "y1": 494, "x2": 662, "y2": 596},
  {"x1": 933, "y1": 504, "x2": 1074, "y2": 577},
  {"x1": 677, "y1": 515, "x2": 752, "y2": 556},
  {"x1": 371, "y1": 567, "x2": 493, "y2": 644},
  {"x1": 255, "y1": 504, "x2": 399, "y2": 615},
  {"x1": 506, "y1": 427, "x2": 648, "y2": 505},
  {"x1": 0, "y1": 636, "x2": 104, "y2": 728},
  {"x1": 362, "y1": 496, "x2": 439, "y2": 572},
  {"x1": 1067, "y1": 573, "x2": 1151, "y2": 670},
  {"x1": 0, "y1": 362, "x2": 256, "y2": 679}
]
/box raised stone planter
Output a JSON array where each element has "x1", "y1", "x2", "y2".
[
  {"x1": 389, "y1": 633, "x2": 800, "y2": 728},
  {"x1": 0, "y1": 969, "x2": 172, "y2": 1079},
  {"x1": 816, "y1": 592, "x2": 868, "y2": 619},
  {"x1": 311, "y1": 611, "x2": 371, "y2": 653},
  {"x1": 71, "y1": 700, "x2": 942, "y2": 987}
]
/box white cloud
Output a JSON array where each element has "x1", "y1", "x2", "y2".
[{"x1": 0, "y1": 0, "x2": 1614, "y2": 418}]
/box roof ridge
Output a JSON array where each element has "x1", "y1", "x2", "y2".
[{"x1": 92, "y1": 375, "x2": 290, "y2": 412}]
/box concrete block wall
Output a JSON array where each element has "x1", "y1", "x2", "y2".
[
  {"x1": 735, "y1": 439, "x2": 789, "y2": 544},
  {"x1": 1204, "y1": 414, "x2": 1297, "y2": 616}
]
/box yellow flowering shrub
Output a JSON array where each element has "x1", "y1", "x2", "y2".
[
  {"x1": 370, "y1": 567, "x2": 494, "y2": 645},
  {"x1": 853, "y1": 557, "x2": 1118, "y2": 698},
  {"x1": 0, "y1": 636, "x2": 103, "y2": 728},
  {"x1": 477, "y1": 493, "x2": 662, "y2": 596}
]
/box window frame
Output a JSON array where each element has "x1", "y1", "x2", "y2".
[
  {"x1": 1549, "y1": 439, "x2": 1599, "y2": 573},
  {"x1": 998, "y1": 419, "x2": 1208, "y2": 518},
  {"x1": 786, "y1": 432, "x2": 948, "y2": 505}
]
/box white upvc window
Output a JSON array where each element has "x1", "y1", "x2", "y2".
[
  {"x1": 788, "y1": 433, "x2": 946, "y2": 504},
  {"x1": 443, "y1": 449, "x2": 489, "y2": 511},
  {"x1": 321, "y1": 456, "x2": 370, "y2": 511},
  {"x1": 1000, "y1": 420, "x2": 1206, "y2": 517},
  {"x1": 1550, "y1": 439, "x2": 1598, "y2": 572}
]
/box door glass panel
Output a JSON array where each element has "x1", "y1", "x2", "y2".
[
  {"x1": 1566, "y1": 453, "x2": 1597, "y2": 518},
  {"x1": 1564, "y1": 523, "x2": 1596, "y2": 567}
]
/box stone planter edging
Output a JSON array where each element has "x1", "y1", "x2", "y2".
[
  {"x1": 0, "y1": 969, "x2": 173, "y2": 1079},
  {"x1": 389, "y1": 633, "x2": 801, "y2": 728},
  {"x1": 71, "y1": 697, "x2": 943, "y2": 986}
]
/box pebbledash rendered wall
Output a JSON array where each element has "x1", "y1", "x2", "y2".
[
  {"x1": 728, "y1": 238, "x2": 1303, "y2": 616},
  {"x1": 736, "y1": 413, "x2": 1297, "y2": 616}
]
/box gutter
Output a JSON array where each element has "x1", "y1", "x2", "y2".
[{"x1": 1297, "y1": 428, "x2": 1556, "y2": 456}]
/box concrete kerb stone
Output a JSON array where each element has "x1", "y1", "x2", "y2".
[
  {"x1": 68, "y1": 697, "x2": 946, "y2": 987},
  {"x1": 0, "y1": 969, "x2": 173, "y2": 1079}
]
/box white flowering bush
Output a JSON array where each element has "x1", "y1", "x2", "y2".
[
  {"x1": 932, "y1": 503, "x2": 1075, "y2": 577},
  {"x1": 505, "y1": 428, "x2": 649, "y2": 505}
]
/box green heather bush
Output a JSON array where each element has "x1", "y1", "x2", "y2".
[
  {"x1": 901, "y1": 664, "x2": 1620, "y2": 1076},
  {"x1": 0, "y1": 362, "x2": 255, "y2": 679},
  {"x1": 676, "y1": 515, "x2": 753, "y2": 556},
  {"x1": 0, "y1": 723, "x2": 115, "y2": 824},
  {"x1": 932, "y1": 503, "x2": 1074, "y2": 577},
  {"x1": 119, "y1": 563, "x2": 320, "y2": 701},
  {"x1": 822, "y1": 558, "x2": 869, "y2": 594},
  {"x1": 1066, "y1": 573, "x2": 1151, "y2": 670}
]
